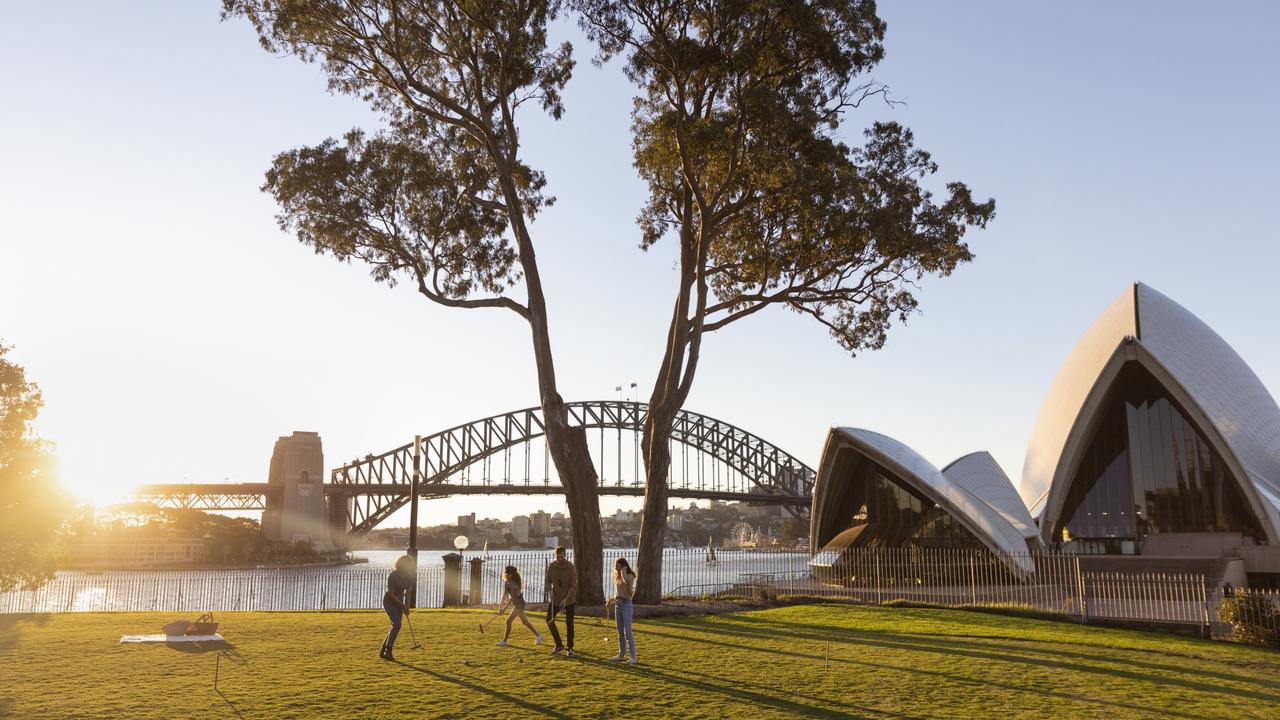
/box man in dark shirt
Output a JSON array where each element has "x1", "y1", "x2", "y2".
[
  {"x1": 380, "y1": 555, "x2": 415, "y2": 660},
  {"x1": 544, "y1": 545, "x2": 577, "y2": 656}
]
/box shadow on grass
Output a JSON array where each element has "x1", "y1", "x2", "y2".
[
  {"x1": 0, "y1": 613, "x2": 50, "y2": 654},
  {"x1": 635, "y1": 623, "x2": 1224, "y2": 718},
  {"x1": 718, "y1": 613, "x2": 1280, "y2": 696},
  {"x1": 0, "y1": 616, "x2": 52, "y2": 716},
  {"x1": 577, "y1": 655, "x2": 923, "y2": 720},
  {"x1": 215, "y1": 688, "x2": 246, "y2": 720},
  {"x1": 166, "y1": 639, "x2": 240, "y2": 655},
  {"x1": 397, "y1": 661, "x2": 574, "y2": 719}
]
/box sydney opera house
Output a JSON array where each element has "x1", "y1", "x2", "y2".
[{"x1": 810, "y1": 283, "x2": 1280, "y2": 589}]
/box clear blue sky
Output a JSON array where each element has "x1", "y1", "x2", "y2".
[{"x1": 2, "y1": 1, "x2": 1277, "y2": 526}]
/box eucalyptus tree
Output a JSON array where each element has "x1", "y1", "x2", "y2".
[
  {"x1": 0, "y1": 343, "x2": 65, "y2": 592},
  {"x1": 222, "y1": 0, "x2": 606, "y2": 602},
  {"x1": 573, "y1": 0, "x2": 997, "y2": 602}
]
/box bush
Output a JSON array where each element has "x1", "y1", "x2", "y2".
[{"x1": 1217, "y1": 594, "x2": 1280, "y2": 647}]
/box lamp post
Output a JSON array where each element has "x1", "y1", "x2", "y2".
[{"x1": 408, "y1": 435, "x2": 421, "y2": 608}]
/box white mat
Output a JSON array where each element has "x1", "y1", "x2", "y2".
[{"x1": 120, "y1": 633, "x2": 225, "y2": 644}]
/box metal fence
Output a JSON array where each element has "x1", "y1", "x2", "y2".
[
  {"x1": 473, "y1": 548, "x2": 807, "y2": 606},
  {"x1": 4, "y1": 548, "x2": 1278, "y2": 647},
  {"x1": 0, "y1": 567, "x2": 443, "y2": 613}
]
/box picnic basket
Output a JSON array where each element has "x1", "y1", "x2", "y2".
[{"x1": 185, "y1": 613, "x2": 219, "y2": 635}]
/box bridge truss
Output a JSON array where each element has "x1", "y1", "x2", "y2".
[{"x1": 332, "y1": 400, "x2": 815, "y2": 535}]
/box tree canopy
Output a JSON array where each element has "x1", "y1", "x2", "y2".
[
  {"x1": 224, "y1": 0, "x2": 607, "y2": 602},
  {"x1": 225, "y1": 1, "x2": 995, "y2": 605},
  {"x1": 573, "y1": 0, "x2": 996, "y2": 601},
  {"x1": 0, "y1": 343, "x2": 66, "y2": 592},
  {"x1": 227, "y1": 0, "x2": 574, "y2": 316}
]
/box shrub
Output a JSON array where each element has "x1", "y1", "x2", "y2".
[{"x1": 1217, "y1": 594, "x2": 1280, "y2": 647}]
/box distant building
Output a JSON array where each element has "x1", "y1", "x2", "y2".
[
  {"x1": 457, "y1": 513, "x2": 476, "y2": 536},
  {"x1": 530, "y1": 510, "x2": 550, "y2": 537},
  {"x1": 511, "y1": 515, "x2": 530, "y2": 544},
  {"x1": 669, "y1": 512, "x2": 685, "y2": 531},
  {"x1": 613, "y1": 509, "x2": 637, "y2": 523},
  {"x1": 67, "y1": 535, "x2": 205, "y2": 568}
]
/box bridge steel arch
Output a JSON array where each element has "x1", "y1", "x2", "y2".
[{"x1": 333, "y1": 400, "x2": 815, "y2": 536}]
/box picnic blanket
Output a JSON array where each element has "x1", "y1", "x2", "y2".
[{"x1": 119, "y1": 634, "x2": 225, "y2": 644}]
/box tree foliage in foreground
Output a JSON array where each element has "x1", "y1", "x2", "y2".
[
  {"x1": 573, "y1": 0, "x2": 996, "y2": 601},
  {"x1": 222, "y1": 0, "x2": 607, "y2": 602},
  {"x1": 0, "y1": 343, "x2": 66, "y2": 592},
  {"x1": 223, "y1": 0, "x2": 996, "y2": 605}
]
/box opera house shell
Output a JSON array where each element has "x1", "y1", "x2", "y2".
[
  {"x1": 809, "y1": 427, "x2": 1039, "y2": 576},
  {"x1": 1021, "y1": 283, "x2": 1280, "y2": 574},
  {"x1": 808, "y1": 282, "x2": 1280, "y2": 587}
]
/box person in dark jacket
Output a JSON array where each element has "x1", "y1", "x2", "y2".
[
  {"x1": 380, "y1": 554, "x2": 414, "y2": 660},
  {"x1": 544, "y1": 546, "x2": 577, "y2": 656}
]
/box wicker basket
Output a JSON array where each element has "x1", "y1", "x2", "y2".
[{"x1": 185, "y1": 613, "x2": 219, "y2": 635}]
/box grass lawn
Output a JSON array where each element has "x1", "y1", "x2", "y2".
[{"x1": 2, "y1": 603, "x2": 1279, "y2": 719}]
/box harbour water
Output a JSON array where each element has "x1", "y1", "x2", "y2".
[{"x1": 0, "y1": 548, "x2": 808, "y2": 613}]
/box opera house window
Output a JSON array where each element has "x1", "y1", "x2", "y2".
[
  {"x1": 816, "y1": 453, "x2": 982, "y2": 556},
  {"x1": 1053, "y1": 364, "x2": 1265, "y2": 553}
]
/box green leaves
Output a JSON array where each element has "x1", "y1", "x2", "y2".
[
  {"x1": 577, "y1": 0, "x2": 995, "y2": 357},
  {"x1": 0, "y1": 343, "x2": 66, "y2": 592},
  {"x1": 265, "y1": 128, "x2": 520, "y2": 302}
]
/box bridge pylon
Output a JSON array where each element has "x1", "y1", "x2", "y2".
[{"x1": 262, "y1": 431, "x2": 331, "y2": 550}]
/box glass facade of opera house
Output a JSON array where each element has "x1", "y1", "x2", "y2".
[
  {"x1": 1052, "y1": 364, "x2": 1266, "y2": 555},
  {"x1": 810, "y1": 449, "x2": 981, "y2": 570}
]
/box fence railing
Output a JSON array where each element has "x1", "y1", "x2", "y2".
[
  {"x1": 473, "y1": 548, "x2": 807, "y2": 606},
  {"x1": 3, "y1": 547, "x2": 1277, "y2": 647},
  {"x1": 0, "y1": 567, "x2": 443, "y2": 613}
]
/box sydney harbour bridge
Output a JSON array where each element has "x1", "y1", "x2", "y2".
[{"x1": 135, "y1": 400, "x2": 815, "y2": 539}]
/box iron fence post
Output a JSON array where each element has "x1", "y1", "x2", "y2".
[
  {"x1": 875, "y1": 554, "x2": 882, "y2": 605},
  {"x1": 1075, "y1": 557, "x2": 1087, "y2": 624}
]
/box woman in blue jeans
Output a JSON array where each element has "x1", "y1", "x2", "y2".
[
  {"x1": 606, "y1": 558, "x2": 637, "y2": 664},
  {"x1": 380, "y1": 555, "x2": 414, "y2": 661}
]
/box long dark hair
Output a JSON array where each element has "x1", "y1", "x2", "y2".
[
  {"x1": 503, "y1": 565, "x2": 522, "y2": 591},
  {"x1": 613, "y1": 557, "x2": 635, "y2": 583}
]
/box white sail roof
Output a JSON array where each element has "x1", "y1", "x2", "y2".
[
  {"x1": 816, "y1": 428, "x2": 1034, "y2": 574},
  {"x1": 1020, "y1": 282, "x2": 1280, "y2": 541},
  {"x1": 941, "y1": 451, "x2": 1039, "y2": 542}
]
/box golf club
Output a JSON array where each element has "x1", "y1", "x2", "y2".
[
  {"x1": 405, "y1": 611, "x2": 422, "y2": 650},
  {"x1": 479, "y1": 604, "x2": 506, "y2": 634}
]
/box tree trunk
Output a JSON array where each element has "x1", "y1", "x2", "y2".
[
  {"x1": 634, "y1": 411, "x2": 674, "y2": 604},
  {"x1": 545, "y1": 415, "x2": 604, "y2": 605},
  {"x1": 494, "y1": 165, "x2": 605, "y2": 606}
]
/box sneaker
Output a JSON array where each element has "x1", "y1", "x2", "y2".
[
  {"x1": 566, "y1": 649, "x2": 575, "y2": 657},
  {"x1": 627, "y1": 657, "x2": 637, "y2": 665},
  {"x1": 381, "y1": 652, "x2": 396, "y2": 662},
  {"x1": 495, "y1": 640, "x2": 508, "y2": 647},
  {"x1": 549, "y1": 646, "x2": 563, "y2": 656},
  {"x1": 606, "y1": 654, "x2": 624, "y2": 662},
  {"x1": 535, "y1": 633, "x2": 544, "y2": 645}
]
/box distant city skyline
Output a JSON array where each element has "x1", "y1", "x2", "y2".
[{"x1": 3, "y1": 2, "x2": 1278, "y2": 528}]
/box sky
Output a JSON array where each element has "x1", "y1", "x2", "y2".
[{"x1": 2, "y1": 1, "x2": 1278, "y2": 528}]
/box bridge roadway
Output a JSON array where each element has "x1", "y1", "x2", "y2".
[{"x1": 133, "y1": 481, "x2": 811, "y2": 511}]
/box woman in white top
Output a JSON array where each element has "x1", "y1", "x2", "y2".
[{"x1": 606, "y1": 557, "x2": 637, "y2": 664}]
